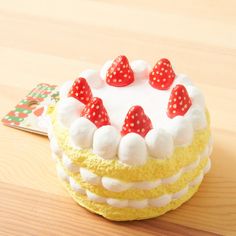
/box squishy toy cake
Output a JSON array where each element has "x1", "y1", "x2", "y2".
[{"x1": 48, "y1": 56, "x2": 212, "y2": 221}]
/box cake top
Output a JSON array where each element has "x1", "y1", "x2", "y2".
[{"x1": 55, "y1": 55, "x2": 207, "y2": 166}]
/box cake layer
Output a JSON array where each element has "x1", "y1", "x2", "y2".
[
  {"x1": 49, "y1": 108, "x2": 211, "y2": 181},
  {"x1": 56, "y1": 159, "x2": 210, "y2": 221}
]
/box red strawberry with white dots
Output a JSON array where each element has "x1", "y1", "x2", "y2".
[
  {"x1": 121, "y1": 106, "x2": 153, "y2": 137},
  {"x1": 81, "y1": 97, "x2": 110, "y2": 128},
  {"x1": 167, "y1": 84, "x2": 192, "y2": 118},
  {"x1": 149, "y1": 58, "x2": 176, "y2": 90},
  {"x1": 68, "y1": 77, "x2": 93, "y2": 104},
  {"x1": 106, "y1": 55, "x2": 134, "y2": 87}
]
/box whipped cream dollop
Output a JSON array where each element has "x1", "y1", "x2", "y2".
[
  {"x1": 69, "y1": 177, "x2": 85, "y2": 194},
  {"x1": 86, "y1": 190, "x2": 106, "y2": 203},
  {"x1": 172, "y1": 74, "x2": 193, "y2": 87},
  {"x1": 79, "y1": 69, "x2": 104, "y2": 89},
  {"x1": 107, "y1": 198, "x2": 128, "y2": 208},
  {"x1": 130, "y1": 60, "x2": 151, "y2": 80},
  {"x1": 118, "y1": 133, "x2": 148, "y2": 165},
  {"x1": 167, "y1": 117, "x2": 194, "y2": 146},
  {"x1": 62, "y1": 154, "x2": 80, "y2": 173},
  {"x1": 69, "y1": 117, "x2": 97, "y2": 149},
  {"x1": 102, "y1": 176, "x2": 133, "y2": 192},
  {"x1": 50, "y1": 136, "x2": 62, "y2": 158},
  {"x1": 187, "y1": 85, "x2": 205, "y2": 108},
  {"x1": 80, "y1": 167, "x2": 101, "y2": 185},
  {"x1": 145, "y1": 128, "x2": 174, "y2": 159},
  {"x1": 57, "y1": 97, "x2": 83, "y2": 128},
  {"x1": 59, "y1": 80, "x2": 74, "y2": 100},
  {"x1": 186, "y1": 105, "x2": 207, "y2": 130},
  {"x1": 93, "y1": 125, "x2": 121, "y2": 160}
]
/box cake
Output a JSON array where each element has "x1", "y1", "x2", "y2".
[{"x1": 48, "y1": 56, "x2": 212, "y2": 221}]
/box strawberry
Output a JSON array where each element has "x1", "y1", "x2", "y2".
[
  {"x1": 68, "y1": 77, "x2": 93, "y2": 104},
  {"x1": 106, "y1": 55, "x2": 134, "y2": 87},
  {"x1": 167, "y1": 84, "x2": 192, "y2": 118},
  {"x1": 149, "y1": 58, "x2": 176, "y2": 90},
  {"x1": 81, "y1": 97, "x2": 110, "y2": 128},
  {"x1": 121, "y1": 105, "x2": 153, "y2": 137}
]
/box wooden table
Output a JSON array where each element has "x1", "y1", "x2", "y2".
[{"x1": 0, "y1": 1, "x2": 235, "y2": 235}]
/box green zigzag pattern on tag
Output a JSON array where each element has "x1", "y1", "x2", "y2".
[{"x1": 2, "y1": 83, "x2": 57, "y2": 126}]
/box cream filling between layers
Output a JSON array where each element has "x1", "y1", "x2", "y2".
[
  {"x1": 54, "y1": 139, "x2": 212, "y2": 192},
  {"x1": 56, "y1": 157, "x2": 211, "y2": 209}
]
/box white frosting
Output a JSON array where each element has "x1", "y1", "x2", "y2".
[
  {"x1": 186, "y1": 105, "x2": 207, "y2": 130},
  {"x1": 172, "y1": 186, "x2": 189, "y2": 199},
  {"x1": 182, "y1": 158, "x2": 200, "y2": 173},
  {"x1": 80, "y1": 167, "x2": 101, "y2": 185},
  {"x1": 162, "y1": 171, "x2": 182, "y2": 184},
  {"x1": 102, "y1": 177, "x2": 133, "y2": 192},
  {"x1": 93, "y1": 126, "x2": 120, "y2": 160},
  {"x1": 167, "y1": 117, "x2": 194, "y2": 146},
  {"x1": 149, "y1": 194, "x2": 172, "y2": 207},
  {"x1": 56, "y1": 59, "x2": 209, "y2": 165},
  {"x1": 69, "y1": 117, "x2": 97, "y2": 149},
  {"x1": 172, "y1": 74, "x2": 193, "y2": 87},
  {"x1": 93, "y1": 77, "x2": 169, "y2": 130},
  {"x1": 134, "y1": 179, "x2": 162, "y2": 190},
  {"x1": 59, "y1": 80, "x2": 74, "y2": 99},
  {"x1": 79, "y1": 69, "x2": 104, "y2": 89},
  {"x1": 189, "y1": 172, "x2": 203, "y2": 187},
  {"x1": 145, "y1": 129, "x2": 174, "y2": 159},
  {"x1": 50, "y1": 136, "x2": 62, "y2": 158},
  {"x1": 130, "y1": 60, "x2": 151, "y2": 80},
  {"x1": 56, "y1": 164, "x2": 69, "y2": 182},
  {"x1": 86, "y1": 190, "x2": 106, "y2": 203},
  {"x1": 57, "y1": 97, "x2": 84, "y2": 128},
  {"x1": 118, "y1": 133, "x2": 148, "y2": 165},
  {"x1": 128, "y1": 199, "x2": 148, "y2": 209},
  {"x1": 106, "y1": 198, "x2": 128, "y2": 208},
  {"x1": 62, "y1": 154, "x2": 80, "y2": 173},
  {"x1": 100, "y1": 60, "x2": 113, "y2": 80},
  {"x1": 69, "y1": 177, "x2": 85, "y2": 194},
  {"x1": 187, "y1": 85, "x2": 205, "y2": 108}
]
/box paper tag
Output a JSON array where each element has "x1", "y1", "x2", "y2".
[{"x1": 1, "y1": 83, "x2": 59, "y2": 136}]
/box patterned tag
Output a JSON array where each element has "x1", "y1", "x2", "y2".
[{"x1": 1, "y1": 83, "x2": 59, "y2": 135}]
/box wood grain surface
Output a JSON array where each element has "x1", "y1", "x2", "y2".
[{"x1": 0, "y1": 1, "x2": 236, "y2": 235}]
